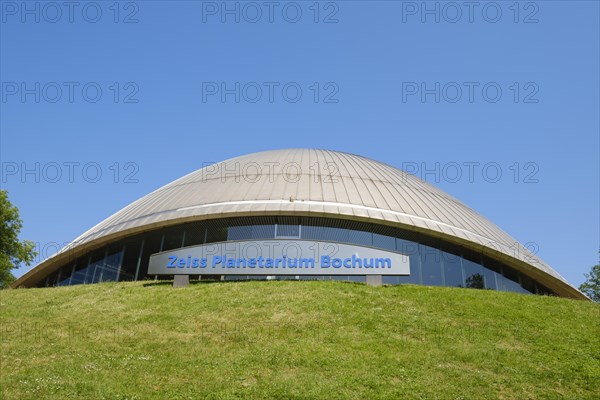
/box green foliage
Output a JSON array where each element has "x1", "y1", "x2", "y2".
[
  {"x1": 465, "y1": 273, "x2": 484, "y2": 289},
  {"x1": 1, "y1": 281, "x2": 598, "y2": 399},
  {"x1": 0, "y1": 190, "x2": 37, "y2": 288},
  {"x1": 579, "y1": 256, "x2": 600, "y2": 302}
]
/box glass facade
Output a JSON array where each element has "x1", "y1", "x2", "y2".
[{"x1": 37, "y1": 216, "x2": 555, "y2": 296}]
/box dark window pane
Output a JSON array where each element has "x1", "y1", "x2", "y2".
[
  {"x1": 45, "y1": 271, "x2": 59, "y2": 287},
  {"x1": 162, "y1": 227, "x2": 184, "y2": 251},
  {"x1": 398, "y1": 275, "x2": 420, "y2": 284},
  {"x1": 228, "y1": 225, "x2": 253, "y2": 241},
  {"x1": 482, "y1": 255, "x2": 501, "y2": 273},
  {"x1": 481, "y1": 268, "x2": 497, "y2": 290},
  {"x1": 56, "y1": 264, "x2": 74, "y2": 286},
  {"x1": 320, "y1": 226, "x2": 337, "y2": 241},
  {"x1": 99, "y1": 248, "x2": 123, "y2": 282},
  {"x1": 138, "y1": 234, "x2": 163, "y2": 279},
  {"x1": 251, "y1": 224, "x2": 275, "y2": 239},
  {"x1": 348, "y1": 230, "x2": 372, "y2": 246},
  {"x1": 496, "y1": 273, "x2": 528, "y2": 294},
  {"x1": 463, "y1": 258, "x2": 485, "y2": 289},
  {"x1": 184, "y1": 223, "x2": 206, "y2": 247},
  {"x1": 534, "y1": 282, "x2": 554, "y2": 296},
  {"x1": 520, "y1": 274, "x2": 535, "y2": 293},
  {"x1": 373, "y1": 234, "x2": 395, "y2": 251},
  {"x1": 120, "y1": 241, "x2": 141, "y2": 281},
  {"x1": 396, "y1": 238, "x2": 421, "y2": 284},
  {"x1": 70, "y1": 260, "x2": 88, "y2": 285},
  {"x1": 326, "y1": 227, "x2": 350, "y2": 243},
  {"x1": 442, "y1": 251, "x2": 464, "y2": 287},
  {"x1": 396, "y1": 238, "x2": 418, "y2": 256},
  {"x1": 330, "y1": 275, "x2": 350, "y2": 282},
  {"x1": 302, "y1": 275, "x2": 324, "y2": 281},
  {"x1": 302, "y1": 224, "x2": 324, "y2": 240},
  {"x1": 225, "y1": 275, "x2": 248, "y2": 281},
  {"x1": 276, "y1": 224, "x2": 300, "y2": 238},
  {"x1": 383, "y1": 276, "x2": 400, "y2": 285},
  {"x1": 503, "y1": 266, "x2": 520, "y2": 283},
  {"x1": 275, "y1": 275, "x2": 300, "y2": 280},
  {"x1": 87, "y1": 252, "x2": 106, "y2": 284},
  {"x1": 480, "y1": 257, "x2": 499, "y2": 290},
  {"x1": 206, "y1": 226, "x2": 227, "y2": 243},
  {"x1": 420, "y1": 244, "x2": 443, "y2": 286},
  {"x1": 347, "y1": 276, "x2": 366, "y2": 283}
]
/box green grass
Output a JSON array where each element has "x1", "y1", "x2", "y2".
[{"x1": 1, "y1": 281, "x2": 599, "y2": 399}]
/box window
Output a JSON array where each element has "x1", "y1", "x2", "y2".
[
  {"x1": 99, "y1": 247, "x2": 123, "y2": 282},
  {"x1": 420, "y1": 244, "x2": 443, "y2": 286},
  {"x1": 184, "y1": 223, "x2": 206, "y2": 247},
  {"x1": 462, "y1": 257, "x2": 485, "y2": 289},
  {"x1": 85, "y1": 252, "x2": 105, "y2": 284},
  {"x1": 480, "y1": 257, "x2": 500, "y2": 290},
  {"x1": 251, "y1": 224, "x2": 275, "y2": 239},
  {"x1": 119, "y1": 241, "x2": 141, "y2": 281},
  {"x1": 348, "y1": 230, "x2": 372, "y2": 247},
  {"x1": 56, "y1": 264, "x2": 74, "y2": 286},
  {"x1": 206, "y1": 226, "x2": 227, "y2": 243},
  {"x1": 396, "y1": 238, "x2": 421, "y2": 284},
  {"x1": 69, "y1": 260, "x2": 88, "y2": 285},
  {"x1": 162, "y1": 227, "x2": 184, "y2": 251},
  {"x1": 276, "y1": 224, "x2": 300, "y2": 238},
  {"x1": 228, "y1": 225, "x2": 253, "y2": 241},
  {"x1": 138, "y1": 234, "x2": 163, "y2": 279},
  {"x1": 442, "y1": 251, "x2": 464, "y2": 287},
  {"x1": 33, "y1": 216, "x2": 551, "y2": 294},
  {"x1": 497, "y1": 273, "x2": 529, "y2": 294},
  {"x1": 373, "y1": 234, "x2": 395, "y2": 251}
]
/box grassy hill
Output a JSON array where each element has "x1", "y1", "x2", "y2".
[{"x1": 1, "y1": 281, "x2": 598, "y2": 399}]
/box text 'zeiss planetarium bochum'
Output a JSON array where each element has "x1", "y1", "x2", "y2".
[{"x1": 13, "y1": 149, "x2": 586, "y2": 299}]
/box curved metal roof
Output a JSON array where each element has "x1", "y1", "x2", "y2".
[{"x1": 13, "y1": 149, "x2": 585, "y2": 298}]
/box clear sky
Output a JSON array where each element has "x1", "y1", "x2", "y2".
[{"x1": 1, "y1": 1, "x2": 598, "y2": 287}]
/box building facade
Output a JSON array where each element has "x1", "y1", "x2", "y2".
[{"x1": 12, "y1": 149, "x2": 586, "y2": 299}]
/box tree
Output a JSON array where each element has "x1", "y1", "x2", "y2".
[
  {"x1": 465, "y1": 273, "x2": 485, "y2": 289},
  {"x1": 579, "y1": 255, "x2": 600, "y2": 302},
  {"x1": 0, "y1": 190, "x2": 37, "y2": 288}
]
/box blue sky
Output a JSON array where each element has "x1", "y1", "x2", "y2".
[{"x1": 1, "y1": 1, "x2": 598, "y2": 287}]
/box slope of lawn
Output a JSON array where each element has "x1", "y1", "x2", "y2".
[{"x1": 1, "y1": 280, "x2": 599, "y2": 399}]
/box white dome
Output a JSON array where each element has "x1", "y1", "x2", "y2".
[{"x1": 15, "y1": 149, "x2": 583, "y2": 298}]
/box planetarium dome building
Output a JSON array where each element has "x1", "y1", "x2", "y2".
[{"x1": 13, "y1": 149, "x2": 586, "y2": 299}]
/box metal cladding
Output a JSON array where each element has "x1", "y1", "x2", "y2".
[{"x1": 13, "y1": 149, "x2": 586, "y2": 299}]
